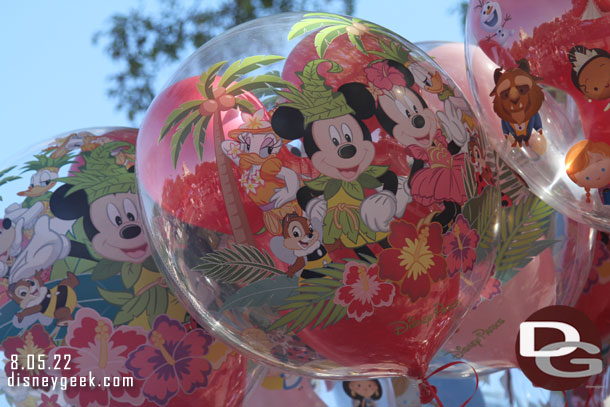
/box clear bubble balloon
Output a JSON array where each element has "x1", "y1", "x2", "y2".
[
  {"x1": 416, "y1": 42, "x2": 594, "y2": 376},
  {"x1": 137, "y1": 11, "x2": 500, "y2": 394},
  {"x1": 0, "y1": 128, "x2": 247, "y2": 407},
  {"x1": 465, "y1": 0, "x2": 610, "y2": 231}
]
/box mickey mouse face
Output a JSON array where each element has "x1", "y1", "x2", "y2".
[
  {"x1": 0, "y1": 219, "x2": 15, "y2": 263},
  {"x1": 378, "y1": 86, "x2": 437, "y2": 149},
  {"x1": 89, "y1": 193, "x2": 151, "y2": 263},
  {"x1": 311, "y1": 114, "x2": 375, "y2": 182}
]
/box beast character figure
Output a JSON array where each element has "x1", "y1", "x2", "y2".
[{"x1": 490, "y1": 59, "x2": 545, "y2": 148}]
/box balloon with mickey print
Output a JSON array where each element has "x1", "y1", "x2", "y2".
[
  {"x1": 0, "y1": 128, "x2": 247, "y2": 407},
  {"x1": 136, "y1": 12, "x2": 502, "y2": 403}
]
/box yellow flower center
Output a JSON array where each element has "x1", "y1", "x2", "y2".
[
  {"x1": 17, "y1": 332, "x2": 45, "y2": 375},
  {"x1": 95, "y1": 321, "x2": 111, "y2": 369},
  {"x1": 397, "y1": 227, "x2": 434, "y2": 280},
  {"x1": 357, "y1": 265, "x2": 370, "y2": 292},
  {"x1": 454, "y1": 224, "x2": 463, "y2": 251},
  {"x1": 151, "y1": 331, "x2": 176, "y2": 366}
]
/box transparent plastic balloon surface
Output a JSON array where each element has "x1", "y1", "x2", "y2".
[
  {"x1": 137, "y1": 12, "x2": 500, "y2": 381},
  {"x1": 464, "y1": 0, "x2": 610, "y2": 231},
  {"x1": 416, "y1": 42, "x2": 594, "y2": 377},
  {"x1": 0, "y1": 127, "x2": 248, "y2": 407}
]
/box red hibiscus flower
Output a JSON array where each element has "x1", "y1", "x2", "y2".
[
  {"x1": 442, "y1": 214, "x2": 479, "y2": 276},
  {"x1": 2, "y1": 324, "x2": 54, "y2": 390},
  {"x1": 125, "y1": 315, "x2": 214, "y2": 405},
  {"x1": 48, "y1": 307, "x2": 148, "y2": 407},
  {"x1": 334, "y1": 262, "x2": 395, "y2": 321},
  {"x1": 364, "y1": 61, "x2": 407, "y2": 91},
  {"x1": 378, "y1": 219, "x2": 447, "y2": 302}
]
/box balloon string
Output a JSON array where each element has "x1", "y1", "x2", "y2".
[
  {"x1": 423, "y1": 361, "x2": 479, "y2": 407},
  {"x1": 585, "y1": 385, "x2": 594, "y2": 407},
  {"x1": 562, "y1": 390, "x2": 568, "y2": 407}
]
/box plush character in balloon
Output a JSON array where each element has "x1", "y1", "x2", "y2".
[
  {"x1": 343, "y1": 379, "x2": 383, "y2": 407},
  {"x1": 489, "y1": 60, "x2": 545, "y2": 148},
  {"x1": 568, "y1": 45, "x2": 610, "y2": 110},
  {"x1": 565, "y1": 140, "x2": 610, "y2": 203}
]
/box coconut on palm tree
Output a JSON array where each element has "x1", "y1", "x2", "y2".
[{"x1": 159, "y1": 55, "x2": 292, "y2": 245}]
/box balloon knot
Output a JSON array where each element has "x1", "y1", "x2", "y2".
[{"x1": 419, "y1": 380, "x2": 438, "y2": 404}]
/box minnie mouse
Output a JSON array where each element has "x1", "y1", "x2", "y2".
[
  {"x1": 271, "y1": 59, "x2": 410, "y2": 259},
  {"x1": 366, "y1": 59, "x2": 467, "y2": 229}
]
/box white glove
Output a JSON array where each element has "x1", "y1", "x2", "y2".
[
  {"x1": 272, "y1": 167, "x2": 300, "y2": 209},
  {"x1": 360, "y1": 190, "x2": 397, "y2": 233},
  {"x1": 438, "y1": 99, "x2": 468, "y2": 147},
  {"x1": 395, "y1": 177, "x2": 412, "y2": 218},
  {"x1": 305, "y1": 196, "x2": 327, "y2": 224}
]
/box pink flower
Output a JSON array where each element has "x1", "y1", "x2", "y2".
[
  {"x1": 442, "y1": 214, "x2": 479, "y2": 277},
  {"x1": 2, "y1": 324, "x2": 55, "y2": 390},
  {"x1": 365, "y1": 61, "x2": 406, "y2": 91},
  {"x1": 39, "y1": 393, "x2": 60, "y2": 407},
  {"x1": 334, "y1": 262, "x2": 395, "y2": 322},
  {"x1": 125, "y1": 315, "x2": 214, "y2": 405},
  {"x1": 48, "y1": 308, "x2": 148, "y2": 407}
]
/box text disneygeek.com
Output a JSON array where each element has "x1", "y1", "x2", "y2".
[{"x1": 6, "y1": 354, "x2": 133, "y2": 391}]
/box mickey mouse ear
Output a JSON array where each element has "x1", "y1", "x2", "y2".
[{"x1": 1, "y1": 219, "x2": 11, "y2": 230}]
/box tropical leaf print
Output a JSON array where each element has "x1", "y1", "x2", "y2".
[
  {"x1": 494, "y1": 193, "x2": 557, "y2": 283},
  {"x1": 269, "y1": 265, "x2": 347, "y2": 333},
  {"x1": 496, "y1": 156, "x2": 528, "y2": 205},
  {"x1": 220, "y1": 276, "x2": 299, "y2": 312},
  {"x1": 287, "y1": 13, "x2": 398, "y2": 58},
  {"x1": 0, "y1": 166, "x2": 20, "y2": 201},
  {"x1": 462, "y1": 186, "x2": 501, "y2": 250},
  {"x1": 194, "y1": 244, "x2": 284, "y2": 284},
  {"x1": 158, "y1": 55, "x2": 289, "y2": 168}
]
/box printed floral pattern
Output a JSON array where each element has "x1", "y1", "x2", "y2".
[
  {"x1": 378, "y1": 219, "x2": 448, "y2": 302},
  {"x1": 365, "y1": 61, "x2": 406, "y2": 90},
  {"x1": 442, "y1": 214, "x2": 479, "y2": 276},
  {"x1": 334, "y1": 262, "x2": 395, "y2": 321},
  {"x1": 47, "y1": 308, "x2": 147, "y2": 407},
  {"x1": 125, "y1": 315, "x2": 214, "y2": 405},
  {"x1": 2, "y1": 324, "x2": 55, "y2": 391},
  {"x1": 39, "y1": 393, "x2": 61, "y2": 407}
]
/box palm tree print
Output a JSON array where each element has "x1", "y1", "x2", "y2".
[
  {"x1": 0, "y1": 166, "x2": 20, "y2": 202},
  {"x1": 159, "y1": 55, "x2": 291, "y2": 245},
  {"x1": 288, "y1": 12, "x2": 399, "y2": 58}
]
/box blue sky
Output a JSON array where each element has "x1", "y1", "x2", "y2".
[{"x1": 0, "y1": 0, "x2": 463, "y2": 166}]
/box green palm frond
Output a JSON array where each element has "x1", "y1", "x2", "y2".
[
  {"x1": 288, "y1": 13, "x2": 399, "y2": 58},
  {"x1": 21, "y1": 150, "x2": 74, "y2": 173},
  {"x1": 269, "y1": 264, "x2": 346, "y2": 333},
  {"x1": 368, "y1": 38, "x2": 412, "y2": 65},
  {"x1": 497, "y1": 156, "x2": 528, "y2": 205},
  {"x1": 0, "y1": 166, "x2": 20, "y2": 201},
  {"x1": 494, "y1": 194, "x2": 557, "y2": 283},
  {"x1": 218, "y1": 55, "x2": 286, "y2": 89},
  {"x1": 159, "y1": 55, "x2": 286, "y2": 168},
  {"x1": 55, "y1": 141, "x2": 135, "y2": 203},
  {"x1": 194, "y1": 244, "x2": 284, "y2": 284},
  {"x1": 226, "y1": 74, "x2": 292, "y2": 96},
  {"x1": 463, "y1": 186, "x2": 501, "y2": 250}
]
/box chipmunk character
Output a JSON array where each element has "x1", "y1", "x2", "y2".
[
  {"x1": 490, "y1": 59, "x2": 545, "y2": 148},
  {"x1": 8, "y1": 270, "x2": 78, "y2": 327},
  {"x1": 271, "y1": 213, "x2": 334, "y2": 278}
]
